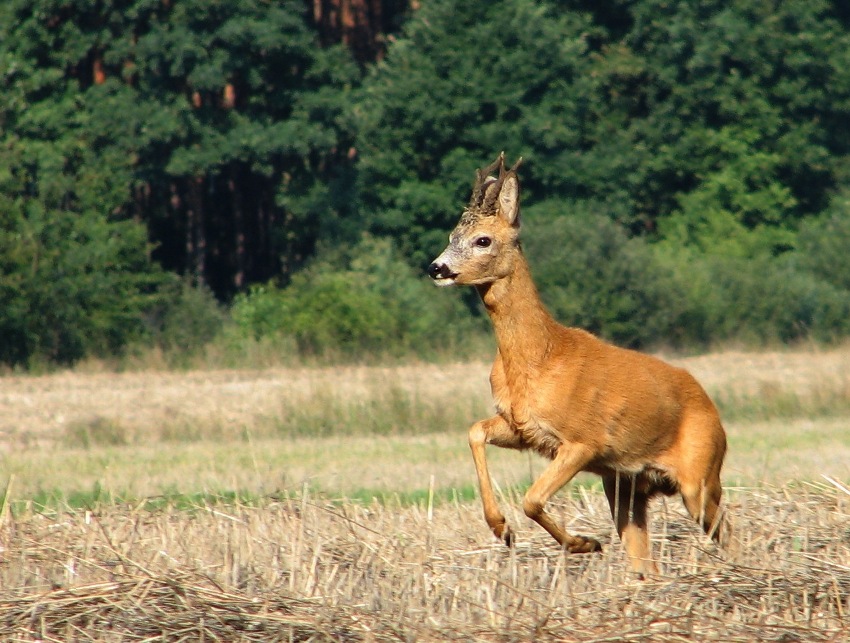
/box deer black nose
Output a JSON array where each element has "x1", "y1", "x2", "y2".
[
  {"x1": 428, "y1": 261, "x2": 458, "y2": 281},
  {"x1": 427, "y1": 262, "x2": 444, "y2": 280}
]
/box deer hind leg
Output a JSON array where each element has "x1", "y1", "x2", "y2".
[
  {"x1": 521, "y1": 443, "x2": 602, "y2": 553},
  {"x1": 679, "y1": 472, "x2": 728, "y2": 545},
  {"x1": 468, "y1": 416, "x2": 526, "y2": 546},
  {"x1": 603, "y1": 473, "x2": 658, "y2": 578},
  {"x1": 675, "y1": 415, "x2": 730, "y2": 545}
]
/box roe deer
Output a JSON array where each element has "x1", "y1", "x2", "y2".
[{"x1": 427, "y1": 153, "x2": 728, "y2": 577}]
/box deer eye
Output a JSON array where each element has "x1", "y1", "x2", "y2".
[{"x1": 474, "y1": 236, "x2": 492, "y2": 248}]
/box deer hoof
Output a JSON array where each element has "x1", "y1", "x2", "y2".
[
  {"x1": 491, "y1": 522, "x2": 515, "y2": 547},
  {"x1": 569, "y1": 537, "x2": 602, "y2": 554}
]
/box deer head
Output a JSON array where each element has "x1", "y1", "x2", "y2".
[{"x1": 428, "y1": 153, "x2": 524, "y2": 287}]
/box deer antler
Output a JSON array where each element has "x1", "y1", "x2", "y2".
[
  {"x1": 468, "y1": 152, "x2": 506, "y2": 209},
  {"x1": 480, "y1": 154, "x2": 523, "y2": 214},
  {"x1": 461, "y1": 154, "x2": 525, "y2": 225}
]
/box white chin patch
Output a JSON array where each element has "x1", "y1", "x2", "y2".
[{"x1": 433, "y1": 277, "x2": 457, "y2": 287}]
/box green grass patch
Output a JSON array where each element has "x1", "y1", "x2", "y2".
[
  {"x1": 6, "y1": 483, "x2": 489, "y2": 517},
  {"x1": 11, "y1": 484, "x2": 270, "y2": 516},
  {"x1": 4, "y1": 476, "x2": 608, "y2": 517}
]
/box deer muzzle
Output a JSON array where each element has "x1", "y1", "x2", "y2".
[{"x1": 427, "y1": 259, "x2": 458, "y2": 285}]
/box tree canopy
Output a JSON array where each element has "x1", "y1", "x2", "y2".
[{"x1": 2, "y1": 0, "x2": 850, "y2": 365}]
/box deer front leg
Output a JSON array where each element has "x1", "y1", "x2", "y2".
[
  {"x1": 522, "y1": 442, "x2": 602, "y2": 553},
  {"x1": 468, "y1": 416, "x2": 525, "y2": 546}
]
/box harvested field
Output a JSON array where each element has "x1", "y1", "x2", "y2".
[
  {"x1": 1, "y1": 348, "x2": 850, "y2": 502},
  {"x1": 3, "y1": 347, "x2": 850, "y2": 450},
  {"x1": 1, "y1": 483, "x2": 848, "y2": 641},
  {"x1": 1, "y1": 347, "x2": 849, "y2": 640}
]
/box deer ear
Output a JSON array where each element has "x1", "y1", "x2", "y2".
[{"x1": 498, "y1": 175, "x2": 520, "y2": 226}]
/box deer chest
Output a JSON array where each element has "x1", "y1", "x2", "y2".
[{"x1": 492, "y1": 385, "x2": 563, "y2": 460}]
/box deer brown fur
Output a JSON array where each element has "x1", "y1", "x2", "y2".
[{"x1": 427, "y1": 153, "x2": 728, "y2": 577}]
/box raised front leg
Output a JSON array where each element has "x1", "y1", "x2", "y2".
[
  {"x1": 522, "y1": 442, "x2": 602, "y2": 554},
  {"x1": 468, "y1": 416, "x2": 525, "y2": 546}
]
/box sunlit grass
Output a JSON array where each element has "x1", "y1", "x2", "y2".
[
  {"x1": 713, "y1": 379, "x2": 850, "y2": 423},
  {"x1": 4, "y1": 411, "x2": 849, "y2": 518},
  {"x1": 2, "y1": 348, "x2": 850, "y2": 514},
  {"x1": 2, "y1": 349, "x2": 849, "y2": 641}
]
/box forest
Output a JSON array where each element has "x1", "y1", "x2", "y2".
[{"x1": 3, "y1": 0, "x2": 850, "y2": 367}]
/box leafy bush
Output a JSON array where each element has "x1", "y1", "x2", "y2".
[
  {"x1": 145, "y1": 280, "x2": 226, "y2": 358},
  {"x1": 797, "y1": 195, "x2": 850, "y2": 292},
  {"x1": 230, "y1": 236, "x2": 483, "y2": 358},
  {"x1": 660, "y1": 249, "x2": 850, "y2": 347},
  {"x1": 522, "y1": 201, "x2": 688, "y2": 348},
  {"x1": 0, "y1": 204, "x2": 165, "y2": 367},
  {"x1": 660, "y1": 126, "x2": 798, "y2": 258},
  {"x1": 521, "y1": 201, "x2": 850, "y2": 349}
]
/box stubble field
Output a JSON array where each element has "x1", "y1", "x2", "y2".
[{"x1": 1, "y1": 347, "x2": 849, "y2": 640}]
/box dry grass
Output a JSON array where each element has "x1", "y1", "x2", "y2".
[
  {"x1": 3, "y1": 346, "x2": 850, "y2": 449},
  {"x1": 1, "y1": 347, "x2": 850, "y2": 639},
  {"x1": 0, "y1": 362, "x2": 491, "y2": 449},
  {"x1": 2, "y1": 347, "x2": 849, "y2": 502},
  {"x1": 1, "y1": 482, "x2": 848, "y2": 641}
]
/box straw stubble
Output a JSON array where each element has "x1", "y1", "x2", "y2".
[{"x1": 1, "y1": 483, "x2": 848, "y2": 641}]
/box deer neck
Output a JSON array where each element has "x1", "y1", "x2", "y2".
[{"x1": 476, "y1": 250, "x2": 556, "y2": 370}]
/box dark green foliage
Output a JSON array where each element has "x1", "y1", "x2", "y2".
[
  {"x1": 1, "y1": 0, "x2": 362, "y2": 301},
  {"x1": 125, "y1": 0, "x2": 362, "y2": 293},
  {"x1": 523, "y1": 198, "x2": 850, "y2": 348},
  {"x1": 0, "y1": 0, "x2": 367, "y2": 365},
  {"x1": 796, "y1": 195, "x2": 850, "y2": 292},
  {"x1": 0, "y1": 0, "x2": 169, "y2": 366},
  {"x1": 654, "y1": 249, "x2": 850, "y2": 347},
  {"x1": 356, "y1": 0, "x2": 850, "y2": 259},
  {"x1": 146, "y1": 280, "x2": 226, "y2": 358},
  {"x1": 523, "y1": 202, "x2": 686, "y2": 347},
  {"x1": 352, "y1": 0, "x2": 850, "y2": 351},
  {"x1": 0, "y1": 210, "x2": 161, "y2": 366},
  {"x1": 583, "y1": 0, "x2": 850, "y2": 234},
  {"x1": 230, "y1": 237, "x2": 483, "y2": 358},
  {"x1": 355, "y1": 0, "x2": 593, "y2": 267},
  {"x1": 3, "y1": 0, "x2": 850, "y2": 366}
]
